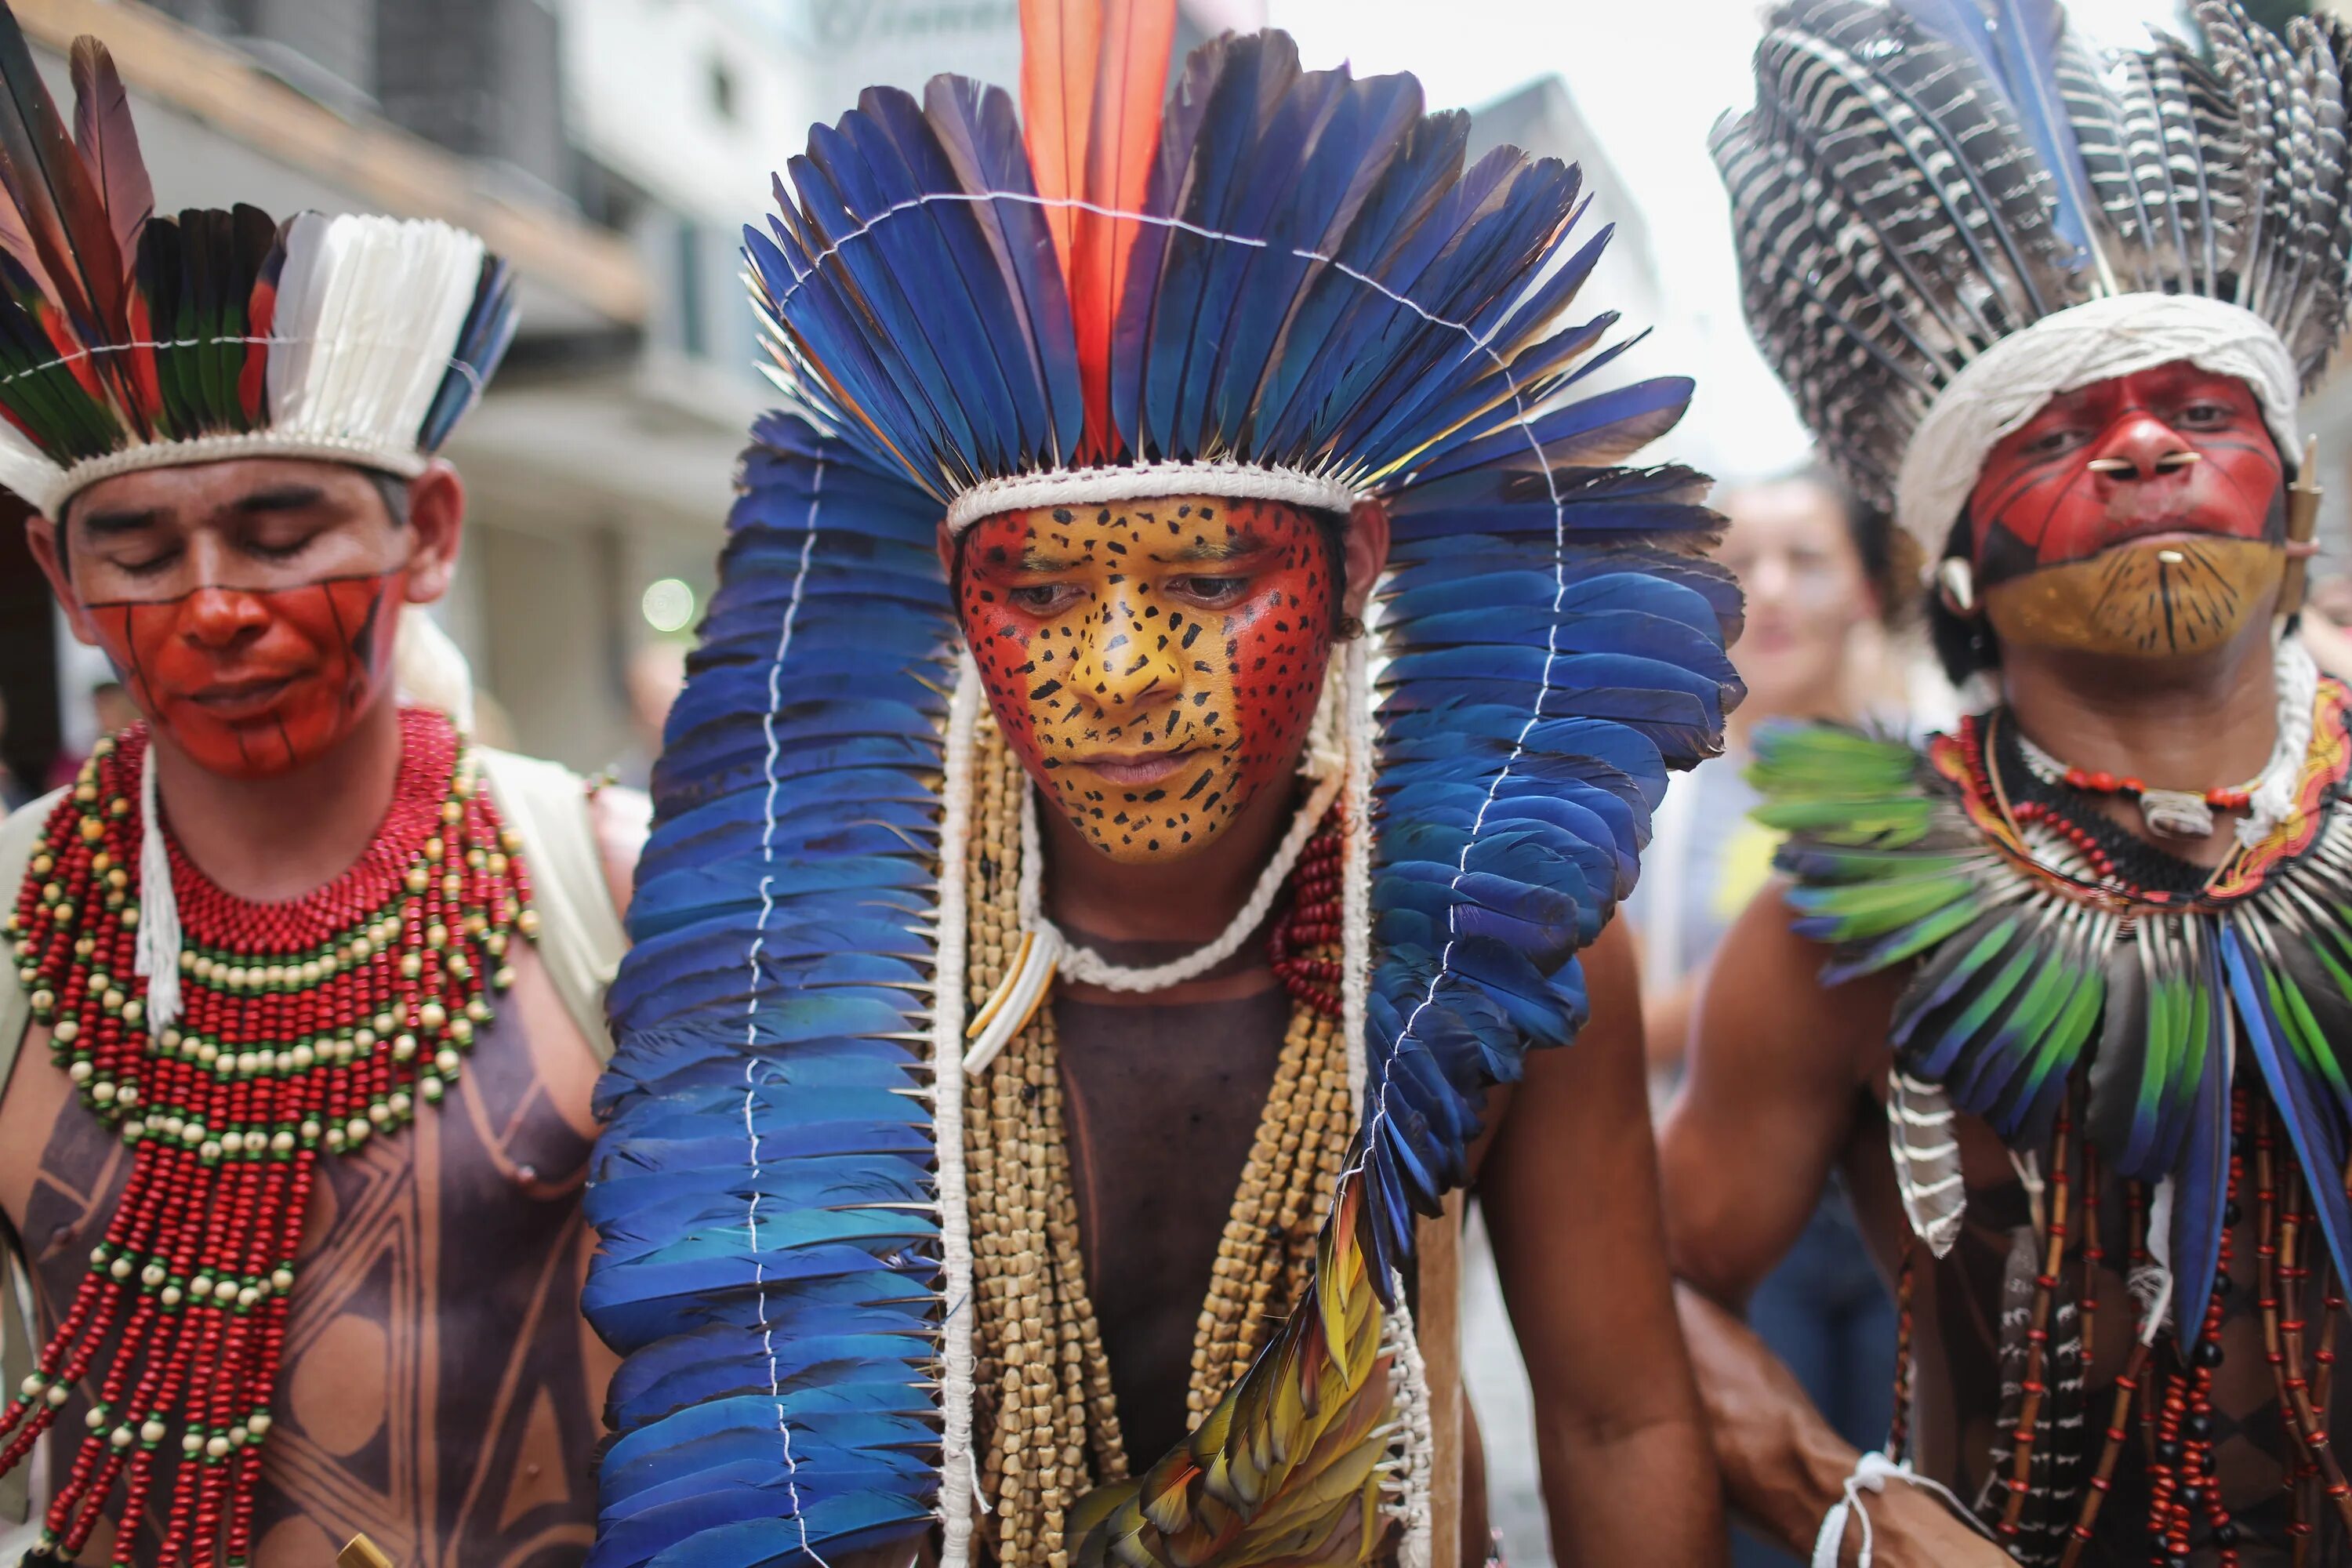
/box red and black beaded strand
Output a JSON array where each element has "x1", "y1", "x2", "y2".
[
  {"x1": 0, "y1": 708, "x2": 533, "y2": 1566},
  {"x1": 1888, "y1": 1245, "x2": 1917, "y2": 1467},
  {"x1": 1267, "y1": 817, "x2": 1345, "y2": 1018},
  {"x1": 2061, "y1": 1174, "x2": 2151, "y2": 1567},
  {"x1": 1998, "y1": 1100, "x2": 2076, "y2": 1541}
]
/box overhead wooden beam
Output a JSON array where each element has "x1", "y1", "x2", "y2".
[{"x1": 10, "y1": 0, "x2": 647, "y2": 325}]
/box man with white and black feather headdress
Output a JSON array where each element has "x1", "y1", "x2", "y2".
[{"x1": 1667, "y1": 1, "x2": 2352, "y2": 1564}]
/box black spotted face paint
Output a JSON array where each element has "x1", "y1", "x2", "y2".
[{"x1": 956, "y1": 494, "x2": 1340, "y2": 863}]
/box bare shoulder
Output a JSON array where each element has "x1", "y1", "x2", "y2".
[
  {"x1": 1471, "y1": 920, "x2": 1644, "y2": 1171},
  {"x1": 1661, "y1": 882, "x2": 1905, "y2": 1301},
  {"x1": 1695, "y1": 879, "x2": 1903, "y2": 1093}
]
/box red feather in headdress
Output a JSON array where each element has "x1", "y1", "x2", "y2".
[{"x1": 1019, "y1": 0, "x2": 1174, "y2": 461}]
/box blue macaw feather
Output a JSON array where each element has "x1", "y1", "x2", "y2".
[
  {"x1": 593, "y1": 1267, "x2": 936, "y2": 1345},
  {"x1": 592, "y1": 1031, "x2": 927, "y2": 1113},
  {"x1": 419, "y1": 254, "x2": 517, "y2": 450},
  {"x1": 920, "y1": 74, "x2": 1082, "y2": 460},
  {"x1": 845, "y1": 90, "x2": 1040, "y2": 473},
  {"x1": 1250, "y1": 104, "x2": 1462, "y2": 455},
  {"x1": 1142, "y1": 33, "x2": 1305, "y2": 459},
  {"x1": 592, "y1": 1501, "x2": 938, "y2": 1568},
  {"x1": 1897, "y1": 0, "x2": 2098, "y2": 266},
  {"x1": 2224, "y1": 923, "x2": 2352, "y2": 1316},
  {"x1": 1178, "y1": 64, "x2": 1356, "y2": 449},
  {"x1": 2167, "y1": 989, "x2": 2235, "y2": 1348}
]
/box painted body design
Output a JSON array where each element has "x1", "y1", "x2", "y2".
[
  {"x1": 0, "y1": 950, "x2": 611, "y2": 1568},
  {"x1": 955, "y1": 494, "x2": 1339, "y2": 862},
  {"x1": 82, "y1": 572, "x2": 403, "y2": 779},
  {"x1": 1966, "y1": 363, "x2": 2287, "y2": 659}
]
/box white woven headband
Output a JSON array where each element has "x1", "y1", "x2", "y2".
[
  {"x1": 942, "y1": 459, "x2": 1361, "y2": 535},
  {"x1": 1893, "y1": 293, "x2": 2301, "y2": 554},
  {"x1": 48, "y1": 431, "x2": 430, "y2": 516}
]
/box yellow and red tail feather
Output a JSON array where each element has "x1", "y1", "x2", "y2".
[{"x1": 1073, "y1": 1178, "x2": 1399, "y2": 1568}]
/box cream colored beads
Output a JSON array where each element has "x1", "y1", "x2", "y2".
[{"x1": 960, "y1": 722, "x2": 1351, "y2": 1565}]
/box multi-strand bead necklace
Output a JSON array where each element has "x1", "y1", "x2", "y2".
[
  {"x1": 959, "y1": 722, "x2": 1352, "y2": 1567},
  {"x1": 0, "y1": 708, "x2": 530, "y2": 1566}
]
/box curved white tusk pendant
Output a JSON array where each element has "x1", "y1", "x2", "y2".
[{"x1": 962, "y1": 924, "x2": 1062, "y2": 1076}]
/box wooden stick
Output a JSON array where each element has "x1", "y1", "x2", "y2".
[
  {"x1": 1416, "y1": 1190, "x2": 1465, "y2": 1568},
  {"x1": 2282, "y1": 434, "x2": 2324, "y2": 625}
]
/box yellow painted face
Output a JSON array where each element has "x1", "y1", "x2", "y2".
[{"x1": 956, "y1": 493, "x2": 1341, "y2": 862}]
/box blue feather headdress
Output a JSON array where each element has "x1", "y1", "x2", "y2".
[
  {"x1": 586, "y1": 16, "x2": 1740, "y2": 1568},
  {"x1": 1716, "y1": 0, "x2": 2352, "y2": 550}
]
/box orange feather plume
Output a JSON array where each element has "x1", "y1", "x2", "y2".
[{"x1": 1018, "y1": 0, "x2": 1174, "y2": 460}]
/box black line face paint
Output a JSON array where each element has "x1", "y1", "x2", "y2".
[
  {"x1": 956, "y1": 495, "x2": 1341, "y2": 864},
  {"x1": 84, "y1": 572, "x2": 407, "y2": 778},
  {"x1": 1966, "y1": 363, "x2": 2285, "y2": 588},
  {"x1": 1982, "y1": 534, "x2": 2285, "y2": 660}
]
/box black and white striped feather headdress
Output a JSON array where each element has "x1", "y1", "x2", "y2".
[{"x1": 1716, "y1": 0, "x2": 2352, "y2": 550}]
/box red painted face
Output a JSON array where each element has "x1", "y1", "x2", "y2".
[
  {"x1": 1967, "y1": 361, "x2": 2285, "y2": 585},
  {"x1": 83, "y1": 572, "x2": 405, "y2": 779},
  {"x1": 956, "y1": 494, "x2": 1340, "y2": 862},
  {"x1": 1966, "y1": 363, "x2": 2288, "y2": 660},
  {"x1": 42, "y1": 458, "x2": 433, "y2": 780}
]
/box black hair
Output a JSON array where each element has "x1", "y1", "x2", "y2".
[
  {"x1": 368, "y1": 467, "x2": 412, "y2": 525},
  {"x1": 1926, "y1": 516, "x2": 1999, "y2": 685}
]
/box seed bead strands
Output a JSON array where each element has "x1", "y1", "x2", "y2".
[
  {"x1": 959, "y1": 721, "x2": 1357, "y2": 1566},
  {"x1": 1191, "y1": 820, "x2": 1351, "y2": 1415},
  {"x1": 965, "y1": 722, "x2": 1127, "y2": 1568},
  {"x1": 0, "y1": 709, "x2": 530, "y2": 1566}
]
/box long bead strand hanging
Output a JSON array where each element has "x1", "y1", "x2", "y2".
[
  {"x1": 960, "y1": 720, "x2": 1358, "y2": 1566},
  {"x1": 0, "y1": 710, "x2": 530, "y2": 1566}
]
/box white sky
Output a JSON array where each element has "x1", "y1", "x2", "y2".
[{"x1": 1262, "y1": 0, "x2": 2179, "y2": 481}]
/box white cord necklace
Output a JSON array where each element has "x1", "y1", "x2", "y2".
[
  {"x1": 2012, "y1": 637, "x2": 2318, "y2": 848},
  {"x1": 960, "y1": 769, "x2": 1345, "y2": 1076}
]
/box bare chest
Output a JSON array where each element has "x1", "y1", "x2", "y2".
[
  {"x1": 0, "y1": 948, "x2": 615, "y2": 1568},
  {"x1": 1848, "y1": 1081, "x2": 2340, "y2": 1565}
]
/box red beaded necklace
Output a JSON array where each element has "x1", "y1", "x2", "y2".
[
  {"x1": 0, "y1": 707, "x2": 531, "y2": 1566},
  {"x1": 1267, "y1": 816, "x2": 1345, "y2": 1018}
]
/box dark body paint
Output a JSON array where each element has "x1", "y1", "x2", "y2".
[{"x1": 0, "y1": 946, "x2": 612, "y2": 1568}]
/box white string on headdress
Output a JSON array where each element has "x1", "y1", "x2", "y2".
[
  {"x1": 1895, "y1": 295, "x2": 2302, "y2": 553},
  {"x1": 0, "y1": 213, "x2": 492, "y2": 518}
]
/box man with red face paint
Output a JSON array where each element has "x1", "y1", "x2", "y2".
[
  {"x1": 0, "y1": 15, "x2": 637, "y2": 1564},
  {"x1": 1671, "y1": 2, "x2": 2352, "y2": 1563}
]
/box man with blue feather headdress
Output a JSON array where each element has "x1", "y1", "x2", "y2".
[
  {"x1": 582, "y1": 2, "x2": 1747, "y2": 1566},
  {"x1": 1668, "y1": 1, "x2": 2352, "y2": 1563}
]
